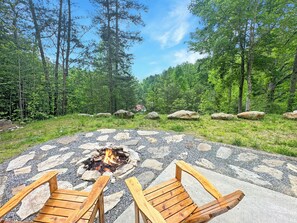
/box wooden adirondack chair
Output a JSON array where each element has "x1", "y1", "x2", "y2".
[
  {"x1": 0, "y1": 171, "x2": 110, "y2": 223},
  {"x1": 126, "y1": 160, "x2": 244, "y2": 223}
]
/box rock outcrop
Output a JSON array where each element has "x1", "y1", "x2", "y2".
[
  {"x1": 237, "y1": 111, "x2": 265, "y2": 120},
  {"x1": 0, "y1": 119, "x2": 18, "y2": 132},
  {"x1": 145, "y1": 111, "x2": 160, "y2": 119},
  {"x1": 114, "y1": 110, "x2": 134, "y2": 119},
  {"x1": 211, "y1": 113, "x2": 237, "y2": 120},
  {"x1": 167, "y1": 110, "x2": 199, "y2": 120},
  {"x1": 283, "y1": 112, "x2": 297, "y2": 120}
]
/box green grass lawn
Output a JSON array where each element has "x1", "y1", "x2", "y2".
[{"x1": 0, "y1": 114, "x2": 296, "y2": 164}]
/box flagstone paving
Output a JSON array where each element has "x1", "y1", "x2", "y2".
[{"x1": 0, "y1": 129, "x2": 296, "y2": 223}]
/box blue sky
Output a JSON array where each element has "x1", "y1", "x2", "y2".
[{"x1": 73, "y1": 0, "x2": 205, "y2": 80}]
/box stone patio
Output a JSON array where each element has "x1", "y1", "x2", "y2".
[{"x1": 0, "y1": 129, "x2": 296, "y2": 222}]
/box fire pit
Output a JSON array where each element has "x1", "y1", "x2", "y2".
[
  {"x1": 83, "y1": 147, "x2": 130, "y2": 174},
  {"x1": 77, "y1": 145, "x2": 140, "y2": 182}
]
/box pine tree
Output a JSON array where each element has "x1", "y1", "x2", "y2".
[{"x1": 92, "y1": 0, "x2": 146, "y2": 113}]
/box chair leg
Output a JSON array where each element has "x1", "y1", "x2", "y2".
[
  {"x1": 134, "y1": 202, "x2": 139, "y2": 223},
  {"x1": 98, "y1": 193, "x2": 105, "y2": 223}
]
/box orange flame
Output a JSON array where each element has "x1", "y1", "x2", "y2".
[{"x1": 103, "y1": 149, "x2": 118, "y2": 165}]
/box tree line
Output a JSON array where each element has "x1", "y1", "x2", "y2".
[
  {"x1": 141, "y1": 0, "x2": 297, "y2": 114},
  {"x1": 1, "y1": 0, "x2": 296, "y2": 121},
  {"x1": 0, "y1": 0, "x2": 145, "y2": 121}
]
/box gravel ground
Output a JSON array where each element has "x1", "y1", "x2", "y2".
[{"x1": 0, "y1": 129, "x2": 297, "y2": 222}]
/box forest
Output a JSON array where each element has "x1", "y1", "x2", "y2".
[{"x1": 1, "y1": 0, "x2": 297, "y2": 121}]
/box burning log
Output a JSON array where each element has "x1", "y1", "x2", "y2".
[{"x1": 82, "y1": 146, "x2": 130, "y2": 174}]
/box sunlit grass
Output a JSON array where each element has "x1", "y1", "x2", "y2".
[{"x1": 0, "y1": 113, "x2": 296, "y2": 163}]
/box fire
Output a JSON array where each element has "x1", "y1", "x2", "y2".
[{"x1": 103, "y1": 149, "x2": 118, "y2": 165}]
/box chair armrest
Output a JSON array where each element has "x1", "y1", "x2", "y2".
[
  {"x1": 0, "y1": 171, "x2": 58, "y2": 218},
  {"x1": 65, "y1": 176, "x2": 110, "y2": 223},
  {"x1": 125, "y1": 177, "x2": 167, "y2": 223},
  {"x1": 175, "y1": 160, "x2": 222, "y2": 199}
]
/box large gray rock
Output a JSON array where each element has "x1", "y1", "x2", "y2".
[
  {"x1": 114, "y1": 132, "x2": 131, "y2": 140},
  {"x1": 211, "y1": 113, "x2": 237, "y2": 120},
  {"x1": 283, "y1": 112, "x2": 297, "y2": 120},
  {"x1": 253, "y1": 165, "x2": 283, "y2": 180},
  {"x1": 14, "y1": 166, "x2": 32, "y2": 176},
  {"x1": 40, "y1": 145, "x2": 56, "y2": 151},
  {"x1": 145, "y1": 111, "x2": 160, "y2": 119},
  {"x1": 0, "y1": 119, "x2": 14, "y2": 131},
  {"x1": 113, "y1": 164, "x2": 134, "y2": 178},
  {"x1": 236, "y1": 153, "x2": 258, "y2": 162},
  {"x1": 37, "y1": 152, "x2": 74, "y2": 172},
  {"x1": 57, "y1": 135, "x2": 78, "y2": 145},
  {"x1": 289, "y1": 175, "x2": 297, "y2": 196},
  {"x1": 16, "y1": 181, "x2": 73, "y2": 220},
  {"x1": 104, "y1": 191, "x2": 124, "y2": 213},
  {"x1": 237, "y1": 111, "x2": 265, "y2": 120},
  {"x1": 229, "y1": 165, "x2": 271, "y2": 186},
  {"x1": 167, "y1": 110, "x2": 199, "y2": 120},
  {"x1": 0, "y1": 119, "x2": 12, "y2": 127},
  {"x1": 197, "y1": 143, "x2": 212, "y2": 152},
  {"x1": 28, "y1": 169, "x2": 68, "y2": 181},
  {"x1": 137, "y1": 171, "x2": 155, "y2": 188},
  {"x1": 164, "y1": 134, "x2": 184, "y2": 143},
  {"x1": 147, "y1": 146, "x2": 171, "y2": 158},
  {"x1": 216, "y1": 147, "x2": 232, "y2": 159},
  {"x1": 114, "y1": 109, "x2": 134, "y2": 119},
  {"x1": 79, "y1": 142, "x2": 99, "y2": 150},
  {"x1": 195, "y1": 158, "x2": 215, "y2": 169},
  {"x1": 6, "y1": 152, "x2": 35, "y2": 171},
  {"x1": 82, "y1": 170, "x2": 101, "y2": 181},
  {"x1": 137, "y1": 130, "x2": 159, "y2": 136},
  {"x1": 141, "y1": 159, "x2": 163, "y2": 171},
  {"x1": 0, "y1": 176, "x2": 7, "y2": 206}
]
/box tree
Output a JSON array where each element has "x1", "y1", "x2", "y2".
[
  {"x1": 92, "y1": 0, "x2": 146, "y2": 113},
  {"x1": 28, "y1": 0, "x2": 53, "y2": 114},
  {"x1": 53, "y1": 0, "x2": 63, "y2": 115},
  {"x1": 189, "y1": 0, "x2": 297, "y2": 113}
]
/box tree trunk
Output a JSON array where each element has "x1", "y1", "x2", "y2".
[
  {"x1": 18, "y1": 56, "x2": 24, "y2": 120},
  {"x1": 11, "y1": 3, "x2": 24, "y2": 120},
  {"x1": 63, "y1": 0, "x2": 71, "y2": 115},
  {"x1": 246, "y1": 20, "x2": 254, "y2": 111},
  {"x1": 266, "y1": 82, "x2": 275, "y2": 112},
  {"x1": 107, "y1": 0, "x2": 114, "y2": 113},
  {"x1": 238, "y1": 40, "x2": 245, "y2": 113},
  {"x1": 287, "y1": 47, "x2": 297, "y2": 111},
  {"x1": 54, "y1": 0, "x2": 63, "y2": 115},
  {"x1": 114, "y1": 0, "x2": 119, "y2": 112},
  {"x1": 28, "y1": 0, "x2": 52, "y2": 114},
  {"x1": 228, "y1": 83, "x2": 232, "y2": 113}
]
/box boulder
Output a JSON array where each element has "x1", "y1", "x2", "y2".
[
  {"x1": 237, "y1": 111, "x2": 265, "y2": 120},
  {"x1": 145, "y1": 111, "x2": 160, "y2": 119},
  {"x1": 211, "y1": 113, "x2": 237, "y2": 120},
  {"x1": 0, "y1": 119, "x2": 12, "y2": 128},
  {"x1": 283, "y1": 112, "x2": 297, "y2": 120},
  {"x1": 167, "y1": 110, "x2": 199, "y2": 120},
  {"x1": 81, "y1": 170, "x2": 101, "y2": 181},
  {"x1": 0, "y1": 119, "x2": 17, "y2": 132},
  {"x1": 95, "y1": 113, "x2": 112, "y2": 117},
  {"x1": 114, "y1": 109, "x2": 134, "y2": 119}
]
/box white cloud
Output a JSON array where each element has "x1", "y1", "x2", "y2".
[
  {"x1": 173, "y1": 49, "x2": 208, "y2": 65},
  {"x1": 148, "y1": 1, "x2": 191, "y2": 48}
]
